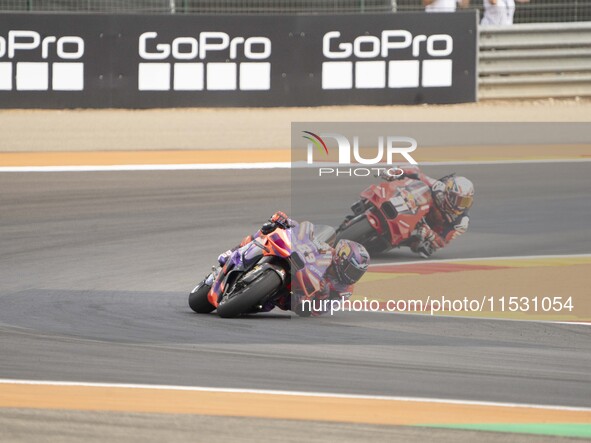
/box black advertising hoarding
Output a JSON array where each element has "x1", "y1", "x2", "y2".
[{"x1": 0, "y1": 12, "x2": 477, "y2": 108}]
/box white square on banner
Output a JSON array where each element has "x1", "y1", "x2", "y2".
[
  {"x1": 355, "y1": 61, "x2": 386, "y2": 89},
  {"x1": 207, "y1": 63, "x2": 237, "y2": 90},
  {"x1": 174, "y1": 63, "x2": 204, "y2": 91},
  {"x1": 239, "y1": 62, "x2": 270, "y2": 91},
  {"x1": 322, "y1": 62, "x2": 353, "y2": 89},
  {"x1": 138, "y1": 63, "x2": 170, "y2": 91},
  {"x1": 16, "y1": 62, "x2": 48, "y2": 91},
  {"x1": 388, "y1": 60, "x2": 419, "y2": 88},
  {"x1": 0, "y1": 62, "x2": 12, "y2": 90},
  {"x1": 422, "y1": 59, "x2": 453, "y2": 87},
  {"x1": 52, "y1": 63, "x2": 84, "y2": 91}
]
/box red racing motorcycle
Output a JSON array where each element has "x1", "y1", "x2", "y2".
[{"x1": 336, "y1": 174, "x2": 433, "y2": 254}]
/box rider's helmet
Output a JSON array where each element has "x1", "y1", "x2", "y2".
[
  {"x1": 332, "y1": 239, "x2": 370, "y2": 285},
  {"x1": 437, "y1": 176, "x2": 474, "y2": 219}
]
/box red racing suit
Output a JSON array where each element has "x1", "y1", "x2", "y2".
[{"x1": 401, "y1": 166, "x2": 470, "y2": 256}]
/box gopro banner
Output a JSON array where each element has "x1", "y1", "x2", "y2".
[{"x1": 0, "y1": 12, "x2": 477, "y2": 108}]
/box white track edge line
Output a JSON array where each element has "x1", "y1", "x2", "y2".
[
  {"x1": 1, "y1": 157, "x2": 590, "y2": 172},
  {"x1": 0, "y1": 163, "x2": 292, "y2": 172},
  {"x1": 0, "y1": 378, "x2": 590, "y2": 412}
]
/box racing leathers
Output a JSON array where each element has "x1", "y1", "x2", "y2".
[{"x1": 400, "y1": 166, "x2": 471, "y2": 258}]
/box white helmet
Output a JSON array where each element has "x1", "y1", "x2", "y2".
[{"x1": 440, "y1": 176, "x2": 474, "y2": 217}]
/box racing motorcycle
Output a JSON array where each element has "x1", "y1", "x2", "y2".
[
  {"x1": 189, "y1": 222, "x2": 335, "y2": 318},
  {"x1": 336, "y1": 173, "x2": 433, "y2": 255}
]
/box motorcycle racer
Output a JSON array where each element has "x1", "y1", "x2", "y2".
[
  {"x1": 294, "y1": 234, "x2": 370, "y2": 317},
  {"x1": 396, "y1": 166, "x2": 474, "y2": 258},
  {"x1": 218, "y1": 212, "x2": 370, "y2": 316}
]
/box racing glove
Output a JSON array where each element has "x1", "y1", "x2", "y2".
[
  {"x1": 410, "y1": 224, "x2": 440, "y2": 258},
  {"x1": 270, "y1": 211, "x2": 290, "y2": 228},
  {"x1": 377, "y1": 167, "x2": 405, "y2": 182},
  {"x1": 261, "y1": 211, "x2": 291, "y2": 234},
  {"x1": 260, "y1": 222, "x2": 276, "y2": 235}
]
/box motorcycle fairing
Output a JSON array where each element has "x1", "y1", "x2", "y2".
[
  {"x1": 360, "y1": 177, "x2": 433, "y2": 246},
  {"x1": 207, "y1": 227, "x2": 293, "y2": 307}
]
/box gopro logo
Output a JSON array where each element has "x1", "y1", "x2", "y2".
[
  {"x1": 138, "y1": 32, "x2": 272, "y2": 92},
  {"x1": 321, "y1": 30, "x2": 453, "y2": 90},
  {"x1": 0, "y1": 30, "x2": 84, "y2": 91}
]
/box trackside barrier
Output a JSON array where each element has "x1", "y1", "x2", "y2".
[
  {"x1": 479, "y1": 22, "x2": 591, "y2": 99},
  {"x1": 0, "y1": 12, "x2": 477, "y2": 108}
]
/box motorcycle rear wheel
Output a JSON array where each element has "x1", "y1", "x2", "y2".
[
  {"x1": 188, "y1": 282, "x2": 215, "y2": 314},
  {"x1": 216, "y1": 271, "x2": 282, "y2": 318}
]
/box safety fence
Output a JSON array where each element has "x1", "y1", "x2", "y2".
[
  {"x1": 0, "y1": 0, "x2": 395, "y2": 14},
  {"x1": 479, "y1": 21, "x2": 591, "y2": 99},
  {"x1": 1, "y1": 1, "x2": 591, "y2": 24}
]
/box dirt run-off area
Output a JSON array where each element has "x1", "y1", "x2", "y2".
[{"x1": 1, "y1": 98, "x2": 590, "y2": 152}]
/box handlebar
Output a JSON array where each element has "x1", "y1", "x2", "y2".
[{"x1": 376, "y1": 167, "x2": 406, "y2": 182}]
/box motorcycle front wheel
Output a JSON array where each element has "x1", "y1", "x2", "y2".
[
  {"x1": 216, "y1": 271, "x2": 282, "y2": 318},
  {"x1": 336, "y1": 216, "x2": 388, "y2": 255},
  {"x1": 188, "y1": 281, "x2": 215, "y2": 314}
]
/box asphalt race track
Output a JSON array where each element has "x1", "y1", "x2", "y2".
[{"x1": 0, "y1": 163, "x2": 590, "y2": 415}]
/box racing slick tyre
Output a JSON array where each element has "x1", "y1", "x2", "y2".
[
  {"x1": 189, "y1": 282, "x2": 215, "y2": 314},
  {"x1": 336, "y1": 216, "x2": 388, "y2": 255},
  {"x1": 216, "y1": 271, "x2": 282, "y2": 319}
]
